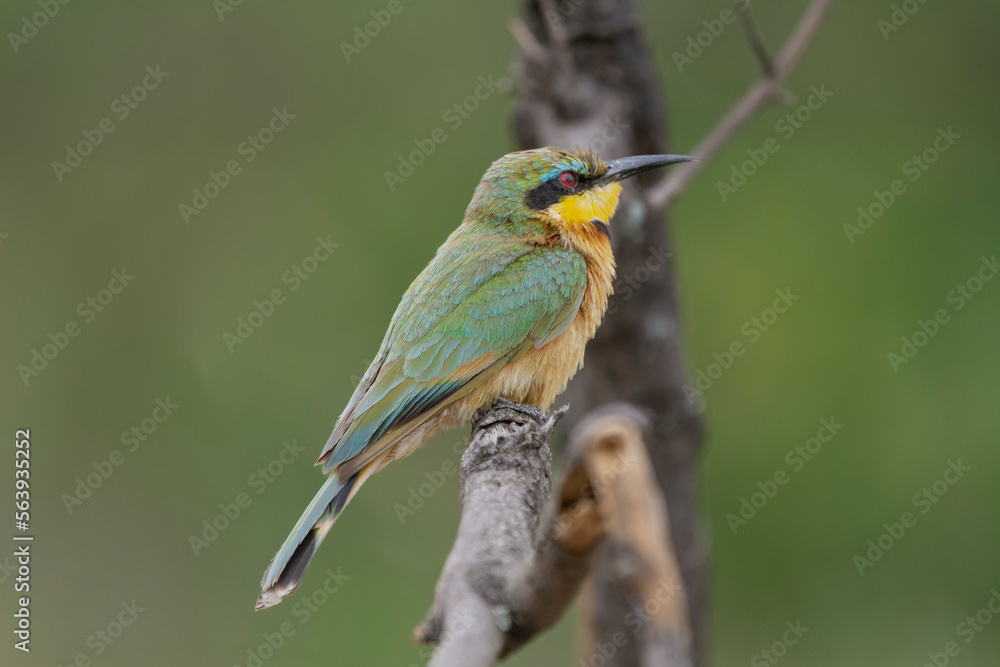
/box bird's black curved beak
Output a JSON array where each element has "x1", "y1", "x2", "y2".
[{"x1": 595, "y1": 154, "x2": 696, "y2": 185}]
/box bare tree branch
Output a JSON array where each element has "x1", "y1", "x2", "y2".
[
  {"x1": 573, "y1": 405, "x2": 692, "y2": 667},
  {"x1": 646, "y1": 0, "x2": 835, "y2": 209},
  {"x1": 509, "y1": 18, "x2": 547, "y2": 64},
  {"x1": 416, "y1": 400, "x2": 688, "y2": 666},
  {"x1": 415, "y1": 399, "x2": 584, "y2": 666},
  {"x1": 512, "y1": 0, "x2": 710, "y2": 662},
  {"x1": 736, "y1": 0, "x2": 776, "y2": 78},
  {"x1": 503, "y1": 1, "x2": 836, "y2": 663}
]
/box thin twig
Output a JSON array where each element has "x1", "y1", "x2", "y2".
[
  {"x1": 737, "y1": 3, "x2": 797, "y2": 106},
  {"x1": 539, "y1": 0, "x2": 572, "y2": 56},
  {"x1": 647, "y1": 0, "x2": 835, "y2": 209},
  {"x1": 736, "y1": 1, "x2": 776, "y2": 78},
  {"x1": 509, "y1": 18, "x2": 547, "y2": 64}
]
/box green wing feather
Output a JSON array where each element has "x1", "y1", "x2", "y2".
[{"x1": 317, "y1": 230, "x2": 587, "y2": 476}]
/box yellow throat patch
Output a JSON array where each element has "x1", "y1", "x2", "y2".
[{"x1": 548, "y1": 183, "x2": 623, "y2": 231}]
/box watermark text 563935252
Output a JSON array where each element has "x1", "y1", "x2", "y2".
[{"x1": 13, "y1": 428, "x2": 33, "y2": 653}]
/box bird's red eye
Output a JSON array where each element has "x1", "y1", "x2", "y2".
[{"x1": 559, "y1": 171, "x2": 577, "y2": 188}]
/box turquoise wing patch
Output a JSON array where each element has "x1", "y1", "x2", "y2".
[{"x1": 317, "y1": 239, "x2": 588, "y2": 475}]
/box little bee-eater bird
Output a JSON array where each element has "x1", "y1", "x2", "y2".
[{"x1": 257, "y1": 147, "x2": 693, "y2": 610}]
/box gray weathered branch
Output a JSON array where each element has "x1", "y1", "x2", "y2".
[
  {"x1": 512, "y1": 0, "x2": 710, "y2": 662},
  {"x1": 572, "y1": 405, "x2": 692, "y2": 667},
  {"x1": 416, "y1": 400, "x2": 688, "y2": 666},
  {"x1": 415, "y1": 399, "x2": 584, "y2": 666}
]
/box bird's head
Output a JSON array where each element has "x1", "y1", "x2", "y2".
[{"x1": 467, "y1": 147, "x2": 694, "y2": 237}]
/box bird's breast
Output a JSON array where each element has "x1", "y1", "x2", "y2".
[
  {"x1": 526, "y1": 231, "x2": 616, "y2": 405},
  {"x1": 458, "y1": 229, "x2": 615, "y2": 411}
]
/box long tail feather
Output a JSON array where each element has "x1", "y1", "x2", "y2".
[{"x1": 256, "y1": 471, "x2": 360, "y2": 610}]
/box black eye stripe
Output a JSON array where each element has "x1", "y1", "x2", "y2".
[
  {"x1": 524, "y1": 171, "x2": 591, "y2": 210},
  {"x1": 524, "y1": 179, "x2": 566, "y2": 210}
]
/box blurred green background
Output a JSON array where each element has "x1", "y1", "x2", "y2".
[{"x1": 2, "y1": 0, "x2": 998, "y2": 665}]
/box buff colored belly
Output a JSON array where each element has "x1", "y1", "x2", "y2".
[{"x1": 462, "y1": 311, "x2": 591, "y2": 413}]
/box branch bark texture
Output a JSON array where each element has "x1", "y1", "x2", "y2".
[
  {"x1": 416, "y1": 400, "x2": 588, "y2": 665},
  {"x1": 417, "y1": 400, "x2": 689, "y2": 666}
]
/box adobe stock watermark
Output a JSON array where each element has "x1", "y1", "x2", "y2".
[
  {"x1": 877, "y1": 0, "x2": 932, "y2": 41},
  {"x1": 213, "y1": 0, "x2": 244, "y2": 21},
  {"x1": 61, "y1": 396, "x2": 180, "y2": 515},
  {"x1": 384, "y1": 74, "x2": 512, "y2": 191},
  {"x1": 405, "y1": 599, "x2": 498, "y2": 667},
  {"x1": 853, "y1": 459, "x2": 970, "y2": 576},
  {"x1": 716, "y1": 84, "x2": 833, "y2": 201},
  {"x1": 56, "y1": 600, "x2": 145, "y2": 667},
  {"x1": 726, "y1": 417, "x2": 843, "y2": 534},
  {"x1": 917, "y1": 588, "x2": 1000, "y2": 667},
  {"x1": 578, "y1": 577, "x2": 684, "y2": 666},
  {"x1": 887, "y1": 254, "x2": 997, "y2": 372},
  {"x1": 534, "y1": 447, "x2": 641, "y2": 558},
  {"x1": 574, "y1": 115, "x2": 630, "y2": 160},
  {"x1": 539, "y1": 0, "x2": 585, "y2": 25},
  {"x1": 393, "y1": 439, "x2": 467, "y2": 523},
  {"x1": 683, "y1": 288, "x2": 800, "y2": 405},
  {"x1": 750, "y1": 620, "x2": 810, "y2": 667},
  {"x1": 17, "y1": 268, "x2": 135, "y2": 386},
  {"x1": 222, "y1": 235, "x2": 339, "y2": 353},
  {"x1": 672, "y1": 0, "x2": 752, "y2": 72},
  {"x1": 233, "y1": 567, "x2": 350, "y2": 667},
  {"x1": 179, "y1": 106, "x2": 296, "y2": 224},
  {"x1": 7, "y1": 0, "x2": 73, "y2": 54},
  {"x1": 844, "y1": 126, "x2": 960, "y2": 244},
  {"x1": 51, "y1": 65, "x2": 170, "y2": 182},
  {"x1": 188, "y1": 439, "x2": 307, "y2": 556},
  {"x1": 340, "y1": 0, "x2": 415, "y2": 63},
  {"x1": 348, "y1": 356, "x2": 376, "y2": 389},
  {"x1": 604, "y1": 244, "x2": 673, "y2": 317}
]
